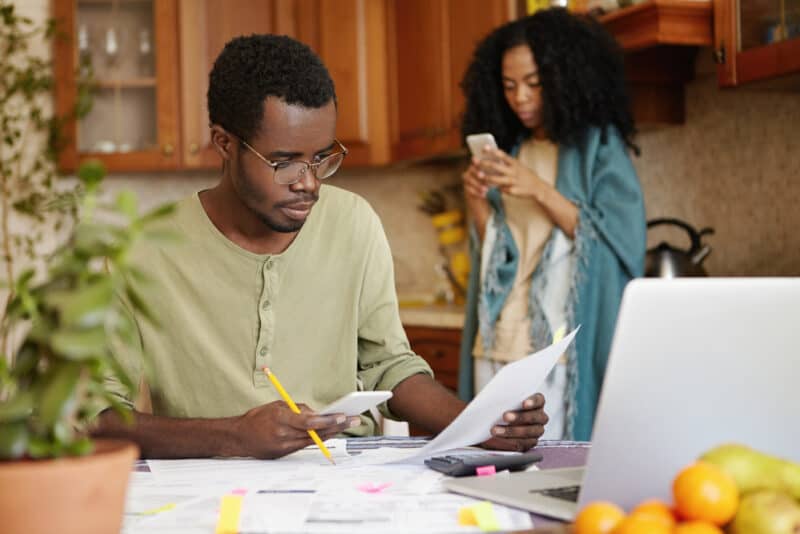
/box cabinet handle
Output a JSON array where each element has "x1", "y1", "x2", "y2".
[
  {"x1": 189, "y1": 143, "x2": 199, "y2": 154},
  {"x1": 432, "y1": 349, "x2": 445, "y2": 359},
  {"x1": 162, "y1": 143, "x2": 174, "y2": 156}
]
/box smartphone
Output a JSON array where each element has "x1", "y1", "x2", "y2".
[
  {"x1": 466, "y1": 133, "x2": 498, "y2": 159},
  {"x1": 318, "y1": 391, "x2": 393, "y2": 416}
]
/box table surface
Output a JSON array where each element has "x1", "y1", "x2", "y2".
[{"x1": 509, "y1": 440, "x2": 590, "y2": 533}]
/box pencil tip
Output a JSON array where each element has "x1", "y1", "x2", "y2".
[
  {"x1": 262, "y1": 367, "x2": 270, "y2": 374},
  {"x1": 329, "y1": 457, "x2": 336, "y2": 465}
]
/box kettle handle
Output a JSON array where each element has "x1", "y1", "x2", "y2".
[{"x1": 647, "y1": 218, "x2": 714, "y2": 254}]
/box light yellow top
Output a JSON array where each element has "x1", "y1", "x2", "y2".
[
  {"x1": 474, "y1": 137, "x2": 558, "y2": 362},
  {"x1": 108, "y1": 185, "x2": 432, "y2": 436}
]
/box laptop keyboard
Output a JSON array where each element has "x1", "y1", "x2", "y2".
[{"x1": 531, "y1": 485, "x2": 581, "y2": 503}]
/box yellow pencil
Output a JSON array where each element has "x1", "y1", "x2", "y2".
[{"x1": 262, "y1": 367, "x2": 335, "y2": 465}]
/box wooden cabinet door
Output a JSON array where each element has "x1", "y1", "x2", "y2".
[
  {"x1": 297, "y1": 0, "x2": 392, "y2": 167},
  {"x1": 178, "y1": 0, "x2": 295, "y2": 169},
  {"x1": 387, "y1": 0, "x2": 452, "y2": 160},
  {"x1": 447, "y1": 1, "x2": 512, "y2": 144},
  {"x1": 405, "y1": 326, "x2": 462, "y2": 392},
  {"x1": 54, "y1": 0, "x2": 181, "y2": 172},
  {"x1": 714, "y1": 0, "x2": 800, "y2": 87},
  {"x1": 387, "y1": 0, "x2": 512, "y2": 161}
]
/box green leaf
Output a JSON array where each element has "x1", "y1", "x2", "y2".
[
  {"x1": 0, "y1": 421, "x2": 29, "y2": 460},
  {"x1": 39, "y1": 362, "x2": 81, "y2": 427},
  {"x1": 51, "y1": 327, "x2": 107, "y2": 360},
  {"x1": 45, "y1": 278, "x2": 113, "y2": 328},
  {"x1": 125, "y1": 285, "x2": 157, "y2": 325},
  {"x1": 53, "y1": 420, "x2": 74, "y2": 443},
  {"x1": 27, "y1": 436, "x2": 52, "y2": 459},
  {"x1": 0, "y1": 390, "x2": 34, "y2": 422},
  {"x1": 137, "y1": 202, "x2": 176, "y2": 226},
  {"x1": 142, "y1": 228, "x2": 182, "y2": 244},
  {"x1": 11, "y1": 341, "x2": 39, "y2": 378},
  {"x1": 115, "y1": 190, "x2": 138, "y2": 219},
  {"x1": 65, "y1": 436, "x2": 93, "y2": 456},
  {"x1": 76, "y1": 159, "x2": 105, "y2": 189}
]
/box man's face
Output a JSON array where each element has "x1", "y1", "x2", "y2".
[{"x1": 231, "y1": 97, "x2": 337, "y2": 233}]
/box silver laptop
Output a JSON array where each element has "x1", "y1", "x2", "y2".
[{"x1": 445, "y1": 278, "x2": 800, "y2": 520}]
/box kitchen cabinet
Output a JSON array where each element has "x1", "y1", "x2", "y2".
[
  {"x1": 54, "y1": 0, "x2": 182, "y2": 172},
  {"x1": 405, "y1": 325, "x2": 461, "y2": 393},
  {"x1": 713, "y1": 0, "x2": 800, "y2": 86},
  {"x1": 55, "y1": 0, "x2": 514, "y2": 172},
  {"x1": 387, "y1": 0, "x2": 512, "y2": 161},
  {"x1": 597, "y1": 0, "x2": 713, "y2": 124},
  {"x1": 178, "y1": 0, "x2": 297, "y2": 169}
]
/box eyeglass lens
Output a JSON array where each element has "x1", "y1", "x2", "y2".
[{"x1": 274, "y1": 152, "x2": 345, "y2": 185}]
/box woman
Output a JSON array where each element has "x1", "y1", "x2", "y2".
[{"x1": 458, "y1": 8, "x2": 646, "y2": 441}]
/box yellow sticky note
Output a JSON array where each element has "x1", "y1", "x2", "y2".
[
  {"x1": 472, "y1": 501, "x2": 500, "y2": 532},
  {"x1": 458, "y1": 506, "x2": 478, "y2": 526},
  {"x1": 215, "y1": 495, "x2": 243, "y2": 534},
  {"x1": 552, "y1": 324, "x2": 567, "y2": 344},
  {"x1": 141, "y1": 502, "x2": 175, "y2": 515}
]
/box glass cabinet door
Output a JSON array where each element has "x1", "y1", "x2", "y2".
[
  {"x1": 739, "y1": 0, "x2": 800, "y2": 51},
  {"x1": 715, "y1": 0, "x2": 800, "y2": 86},
  {"x1": 76, "y1": 0, "x2": 157, "y2": 154},
  {"x1": 54, "y1": 0, "x2": 180, "y2": 172}
]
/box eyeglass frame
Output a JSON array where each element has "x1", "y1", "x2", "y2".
[{"x1": 234, "y1": 135, "x2": 348, "y2": 185}]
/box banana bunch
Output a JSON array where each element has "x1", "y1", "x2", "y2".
[{"x1": 700, "y1": 444, "x2": 800, "y2": 533}]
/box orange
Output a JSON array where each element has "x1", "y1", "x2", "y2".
[
  {"x1": 611, "y1": 515, "x2": 672, "y2": 534},
  {"x1": 674, "y1": 520, "x2": 725, "y2": 534},
  {"x1": 672, "y1": 461, "x2": 739, "y2": 525},
  {"x1": 629, "y1": 499, "x2": 676, "y2": 527},
  {"x1": 573, "y1": 501, "x2": 626, "y2": 534}
]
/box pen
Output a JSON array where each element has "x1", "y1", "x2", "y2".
[{"x1": 262, "y1": 367, "x2": 335, "y2": 465}]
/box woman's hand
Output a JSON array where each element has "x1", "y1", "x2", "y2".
[
  {"x1": 462, "y1": 158, "x2": 491, "y2": 239},
  {"x1": 462, "y1": 158, "x2": 490, "y2": 201},
  {"x1": 478, "y1": 147, "x2": 543, "y2": 200}
]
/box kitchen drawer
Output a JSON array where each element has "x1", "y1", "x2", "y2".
[{"x1": 405, "y1": 326, "x2": 461, "y2": 386}]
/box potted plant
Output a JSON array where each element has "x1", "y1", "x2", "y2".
[{"x1": 0, "y1": 5, "x2": 174, "y2": 533}]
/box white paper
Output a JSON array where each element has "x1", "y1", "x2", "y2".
[{"x1": 409, "y1": 327, "x2": 578, "y2": 461}]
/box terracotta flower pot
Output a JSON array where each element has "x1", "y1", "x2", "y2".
[{"x1": 0, "y1": 439, "x2": 139, "y2": 534}]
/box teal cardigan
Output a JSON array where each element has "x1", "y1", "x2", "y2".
[{"x1": 458, "y1": 126, "x2": 646, "y2": 441}]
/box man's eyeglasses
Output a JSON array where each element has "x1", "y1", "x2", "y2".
[{"x1": 237, "y1": 137, "x2": 348, "y2": 185}]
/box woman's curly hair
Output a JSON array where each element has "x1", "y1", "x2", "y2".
[{"x1": 460, "y1": 8, "x2": 638, "y2": 154}]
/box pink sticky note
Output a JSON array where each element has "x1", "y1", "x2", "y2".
[
  {"x1": 476, "y1": 465, "x2": 496, "y2": 477},
  {"x1": 231, "y1": 488, "x2": 248, "y2": 496},
  {"x1": 356, "y1": 482, "x2": 393, "y2": 494}
]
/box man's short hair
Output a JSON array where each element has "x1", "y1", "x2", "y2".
[{"x1": 208, "y1": 34, "x2": 336, "y2": 143}]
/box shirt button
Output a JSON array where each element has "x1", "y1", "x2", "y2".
[
  {"x1": 265, "y1": 258, "x2": 273, "y2": 270},
  {"x1": 259, "y1": 347, "x2": 268, "y2": 356},
  {"x1": 261, "y1": 301, "x2": 270, "y2": 311}
]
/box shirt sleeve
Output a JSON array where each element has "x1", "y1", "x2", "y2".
[{"x1": 355, "y1": 207, "x2": 433, "y2": 420}]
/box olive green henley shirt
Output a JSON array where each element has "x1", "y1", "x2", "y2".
[{"x1": 111, "y1": 185, "x2": 432, "y2": 435}]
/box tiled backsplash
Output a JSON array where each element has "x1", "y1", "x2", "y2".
[{"x1": 634, "y1": 52, "x2": 800, "y2": 276}]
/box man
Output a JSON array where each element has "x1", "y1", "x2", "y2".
[{"x1": 93, "y1": 34, "x2": 548, "y2": 459}]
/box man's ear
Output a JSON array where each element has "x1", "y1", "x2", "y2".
[{"x1": 210, "y1": 125, "x2": 235, "y2": 160}]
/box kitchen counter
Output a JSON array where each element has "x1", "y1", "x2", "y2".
[{"x1": 398, "y1": 302, "x2": 465, "y2": 329}]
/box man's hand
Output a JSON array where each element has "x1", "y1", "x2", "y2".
[
  {"x1": 232, "y1": 401, "x2": 360, "y2": 459},
  {"x1": 481, "y1": 393, "x2": 548, "y2": 452}
]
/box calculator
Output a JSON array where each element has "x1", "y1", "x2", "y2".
[{"x1": 424, "y1": 451, "x2": 543, "y2": 477}]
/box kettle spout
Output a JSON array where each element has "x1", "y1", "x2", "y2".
[{"x1": 691, "y1": 244, "x2": 712, "y2": 265}]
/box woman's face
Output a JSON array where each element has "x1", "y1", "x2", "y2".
[{"x1": 501, "y1": 44, "x2": 543, "y2": 131}]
